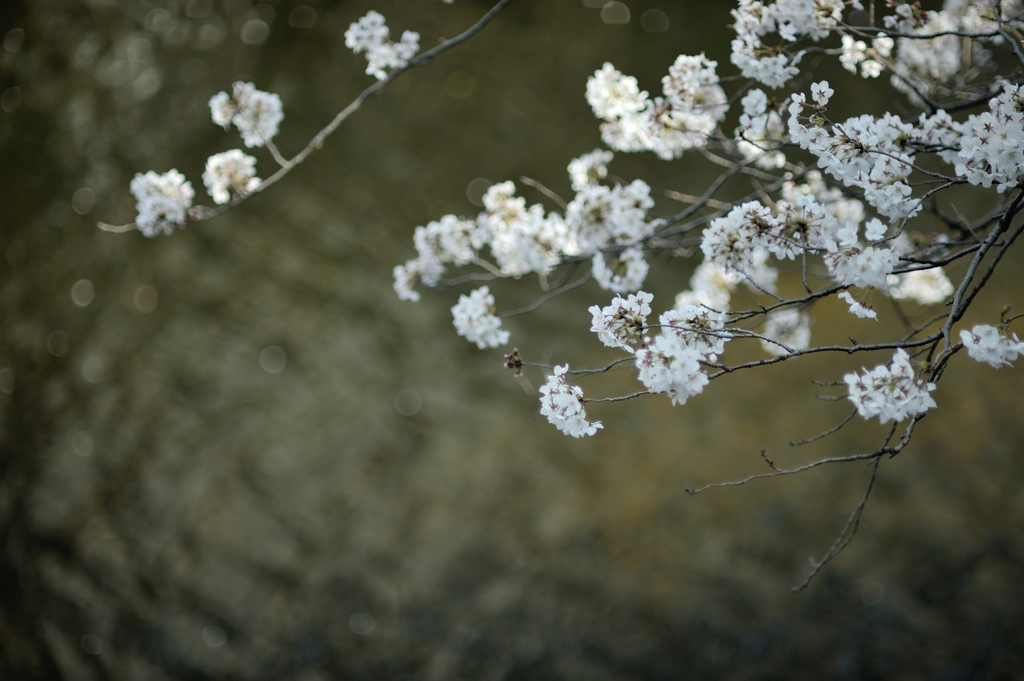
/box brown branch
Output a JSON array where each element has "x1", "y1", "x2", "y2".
[{"x1": 98, "y1": 0, "x2": 517, "y2": 232}]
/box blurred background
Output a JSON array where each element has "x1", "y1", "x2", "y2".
[{"x1": 2, "y1": 0, "x2": 1024, "y2": 679}]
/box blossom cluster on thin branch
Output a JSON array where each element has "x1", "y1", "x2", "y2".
[
  {"x1": 105, "y1": 0, "x2": 1024, "y2": 587},
  {"x1": 387, "y1": 0, "x2": 1024, "y2": 585}
]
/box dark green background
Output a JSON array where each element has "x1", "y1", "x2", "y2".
[{"x1": 1, "y1": 0, "x2": 1023, "y2": 678}]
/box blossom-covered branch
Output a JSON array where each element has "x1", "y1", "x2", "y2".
[
  {"x1": 97, "y1": 0, "x2": 516, "y2": 235},
  {"x1": 389, "y1": 0, "x2": 1024, "y2": 587}
]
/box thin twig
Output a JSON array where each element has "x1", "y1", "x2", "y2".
[
  {"x1": 790, "y1": 409, "x2": 858, "y2": 446},
  {"x1": 792, "y1": 456, "x2": 882, "y2": 592},
  {"x1": 98, "y1": 0, "x2": 517, "y2": 232}
]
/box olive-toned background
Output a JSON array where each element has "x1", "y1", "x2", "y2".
[{"x1": 2, "y1": 1, "x2": 1023, "y2": 679}]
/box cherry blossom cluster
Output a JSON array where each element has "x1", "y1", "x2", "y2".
[
  {"x1": 539, "y1": 366, "x2": 603, "y2": 438},
  {"x1": 789, "y1": 85, "x2": 923, "y2": 220},
  {"x1": 130, "y1": 170, "x2": 194, "y2": 237},
  {"x1": 130, "y1": 83, "x2": 283, "y2": 236},
  {"x1": 844, "y1": 349, "x2": 937, "y2": 423},
  {"x1": 203, "y1": 150, "x2": 260, "y2": 206},
  {"x1": 956, "y1": 85, "x2": 1024, "y2": 192},
  {"x1": 344, "y1": 10, "x2": 420, "y2": 81},
  {"x1": 960, "y1": 325, "x2": 1024, "y2": 368},
  {"x1": 104, "y1": 0, "x2": 1024, "y2": 587},
  {"x1": 735, "y1": 88, "x2": 787, "y2": 169},
  {"x1": 730, "y1": 0, "x2": 849, "y2": 88},
  {"x1": 633, "y1": 298, "x2": 723, "y2": 407},
  {"x1": 209, "y1": 81, "x2": 283, "y2": 149},
  {"x1": 589, "y1": 292, "x2": 652, "y2": 352},
  {"x1": 393, "y1": 150, "x2": 657, "y2": 308},
  {"x1": 451, "y1": 286, "x2": 509, "y2": 349},
  {"x1": 585, "y1": 55, "x2": 727, "y2": 160}
]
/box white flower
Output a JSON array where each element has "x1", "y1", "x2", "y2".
[
  {"x1": 676, "y1": 262, "x2": 740, "y2": 311},
  {"x1": 589, "y1": 291, "x2": 653, "y2": 352},
  {"x1": 788, "y1": 94, "x2": 921, "y2": 220},
  {"x1": 587, "y1": 55, "x2": 726, "y2": 160},
  {"x1": 592, "y1": 246, "x2": 649, "y2": 293},
  {"x1": 761, "y1": 309, "x2": 811, "y2": 356},
  {"x1": 838, "y1": 291, "x2": 878, "y2": 319},
  {"x1": 735, "y1": 88, "x2": 787, "y2": 169},
  {"x1": 811, "y1": 80, "x2": 834, "y2": 106},
  {"x1": 635, "y1": 334, "x2": 708, "y2": 406},
  {"x1": 586, "y1": 63, "x2": 648, "y2": 121},
  {"x1": 345, "y1": 10, "x2": 419, "y2": 80},
  {"x1": 887, "y1": 267, "x2": 953, "y2": 305},
  {"x1": 863, "y1": 218, "x2": 887, "y2": 242},
  {"x1": 130, "y1": 169, "x2": 194, "y2": 237},
  {"x1": 568, "y1": 148, "x2": 614, "y2": 192},
  {"x1": 658, "y1": 305, "x2": 727, "y2": 358},
  {"x1": 956, "y1": 85, "x2": 1024, "y2": 192},
  {"x1": 539, "y1": 365, "x2": 603, "y2": 438},
  {"x1": 960, "y1": 324, "x2": 1024, "y2": 368},
  {"x1": 825, "y1": 243, "x2": 899, "y2": 289},
  {"x1": 836, "y1": 221, "x2": 859, "y2": 248},
  {"x1": 393, "y1": 262, "x2": 424, "y2": 302},
  {"x1": 202, "y1": 150, "x2": 260, "y2": 205},
  {"x1": 564, "y1": 180, "x2": 654, "y2": 256},
  {"x1": 208, "y1": 82, "x2": 284, "y2": 148},
  {"x1": 451, "y1": 286, "x2": 509, "y2": 349},
  {"x1": 478, "y1": 182, "x2": 568, "y2": 276},
  {"x1": 845, "y1": 348, "x2": 936, "y2": 423}
]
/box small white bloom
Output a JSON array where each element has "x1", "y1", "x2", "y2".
[
  {"x1": 589, "y1": 291, "x2": 653, "y2": 352},
  {"x1": 202, "y1": 150, "x2": 260, "y2": 205},
  {"x1": 838, "y1": 291, "x2": 878, "y2": 319},
  {"x1": 568, "y1": 149, "x2": 614, "y2": 192},
  {"x1": 836, "y1": 221, "x2": 859, "y2": 248},
  {"x1": 811, "y1": 80, "x2": 834, "y2": 106},
  {"x1": 960, "y1": 324, "x2": 1024, "y2": 368},
  {"x1": 887, "y1": 267, "x2": 953, "y2": 305},
  {"x1": 635, "y1": 334, "x2": 708, "y2": 406},
  {"x1": 864, "y1": 218, "x2": 887, "y2": 242},
  {"x1": 130, "y1": 169, "x2": 194, "y2": 237},
  {"x1": 592, "y1": 247, "x2": 649, "y2": 293},
  {"x1": 845, "y1": 348, "x2": 936, "y2": 423},
  {"x1": 451, "y1": 286, "x2": 509, "y2": 349},
  {"x1": 539, "y1": 365, "x2": 603, "y2": 438},
  {"x1": 826, "y1": 243, "x2": 899, "y2": 289},
  {"x1": 345, "y1": 11, "x2": 419, "y2": 80},
  {"x1": 658, "y1": 305, "x2": 727, "y2": 358},
  {"x1": 761, "y1": 308, "x2": 811, "y2": 356},
  {"x1": 208, "y1": 82, "x2": 284, "y2": 148}
]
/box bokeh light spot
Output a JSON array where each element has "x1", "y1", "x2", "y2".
[
  {"x1": 601, "y1": 2, "x2": 631, "y2": 24},
  {"x1": 1, "y1": 87, "x2": 22, "y2": 113},
  {"x1": 134, "y1": 285, "x2": 159, "y2": 313},
  {"x1": 395, "y1": 389, "x2": 422, "y2": 416},
  {"x1": 82, "y1": 357, "x2": 105, "y2": 384},
  {"x1": 349, "y1": 612, "x2": 375, "y2": 635},
  {"x1": 47, "y1": 330, "x2": 69, "y2": 357},
  {"x1": 640, "y1": 9, "x2": 669, "y2": 32},
  {"x1": 71, "y1": 279, "x2": 95, "y2": 307},
  {"x1": 289, "y1": 6, "x2": 317, "y2": 29},
  {"x1": 241, "y1": 20, "x2": 270, "y2": 45},
  {"x1": 81, "y1": 635, "x2": 101, "y2": 655},
  {"x1": 72, "y1": 188, "x2": 95, "y2": 215},
  {"x1": 467, "y1": 178, "x2": 492, "y2": 207},
  {"x1": 72, "y1": 431, "x2": 94, "y2": 457},
  {"x1": 260, "y1": 346, "x2": 287, "y2": 374},
  {"x1": 203, "y1": 625, "x2": 227, "y2": 647}
]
